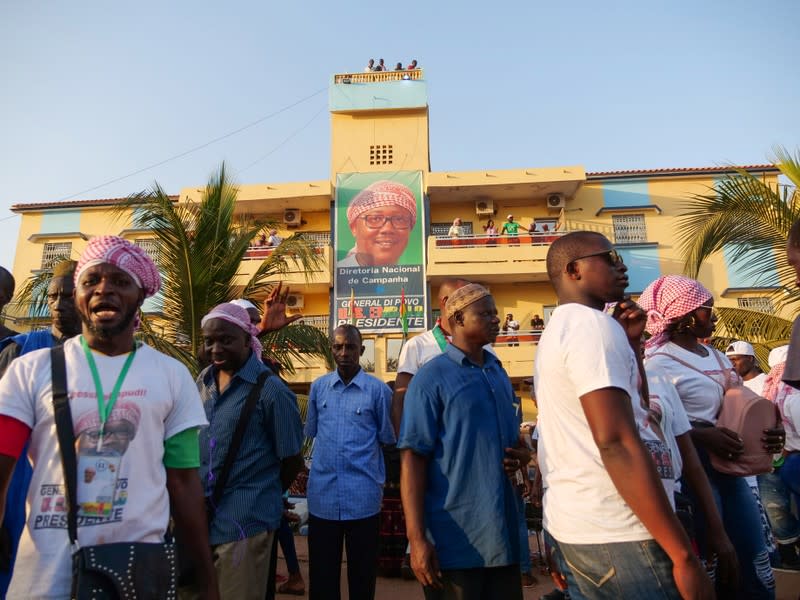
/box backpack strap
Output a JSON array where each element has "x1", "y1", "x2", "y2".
[
  {"x1": 50, "y1": 345, "x2": 80, "y2": 548},
  {"x1": 649, "y1": 351, "x2": 726, "y2": 393}
]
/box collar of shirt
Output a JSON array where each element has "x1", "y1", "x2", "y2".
[
  {"x1": 444, "y1": 343, "x2": 499, "y2": 369},
  {"x1": 201, "y1": 350, "x2": 268, "y2": 394},
  {"x1": 328, "y1": 367, "x2": 368, "y2": 391}
]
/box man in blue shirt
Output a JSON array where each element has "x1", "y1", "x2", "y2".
[
  {"x1": 192, "y1": 302, "x2": 303, "y2": 600},
  {"x1": 305, "y1": 324, "x2": 395, "y2": 600},
  {"x1": 398, "y1": 283, "x2": 529, "y2": 600}
]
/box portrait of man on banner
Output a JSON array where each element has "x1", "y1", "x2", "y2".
[{"x1": 336, "y1": 178, "x2": 421, "y2": 268}]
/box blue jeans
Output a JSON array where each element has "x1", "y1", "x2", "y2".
[
  {"x1": 519, "y1": 509, "x2": 531, "y2": 573},
  {"x1": 758, "y1": 470, "x2": 800, "y2": 544},
  {"x1": 687, "y1": 445, "x2": 775, "y2": 599},
  {"x1": 544, "y1": 531, "x2": 680, "y2": 600},
  {"x1": 780, "y1": 453, "x2": 800, "y2": 509}
]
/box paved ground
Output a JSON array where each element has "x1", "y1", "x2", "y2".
[{"x1": 277, "y1": 533, "x2": 554, "y2": 599}]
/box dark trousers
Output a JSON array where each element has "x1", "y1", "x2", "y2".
[
  {"x1": 422, "y1": 565, "x2": 522, "y2": 600},
  {"x1": 308, "y1": 513, "x2": 379, "y2": 600}
]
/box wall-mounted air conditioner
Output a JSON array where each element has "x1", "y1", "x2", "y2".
[{"x1": 284, "y1": 208, "x2": 301, "y2": 227}]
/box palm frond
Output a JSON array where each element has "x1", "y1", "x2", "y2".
[
  {"x1": 709, "y1": 306, "x2": 794, "y2": 371},
  {"x1": 260, "y1": 323, "x2": 334, "y2": 375}
]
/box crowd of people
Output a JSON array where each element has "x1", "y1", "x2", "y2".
[
  {"x1": 364, "y1": 58, "x2": 418, "y2": 72},
  {"x1": 0, "y1": 220, "x2": 799, "y2": 600},
  {"x1": 448, "y1": 215, "x2": 558, "y2": 239}
]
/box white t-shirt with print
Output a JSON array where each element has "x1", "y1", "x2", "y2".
[
  {"x1": 0, "y1": 337, "x2": 207, "y2": 600},
  {"x1": 397, "y1": 326, "x2": 495, "y2": 375},
  {"x1": 645, "y1": 342, "x2": 736, "y2": 424},
  {"x1": 646, "y1": 372, "x2": 693, "y2": 504},
  {"x1": 534, "y1": 303, "x2": 661, "y2": 544},
  {"x1": 743, "y1": 372, "x2": 768, "y2": 396}
]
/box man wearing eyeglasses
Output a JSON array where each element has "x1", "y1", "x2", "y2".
[
  {"x1": 338, "y1": 180, "x2": 417, "y2": 267},
  {"x1": 534, "y1": 232, "x2": 712, "y2": 600}
]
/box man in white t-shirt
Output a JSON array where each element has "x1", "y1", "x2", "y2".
[
  {"x1": 534, "y1": 231, "x2": 710, "y2": 600},
  {"x1": 726, "y1": 340, "x2": 767, "y2": 395},
  {"x1": 0, "y1": 236, "x2": 217, "y2": 600}
]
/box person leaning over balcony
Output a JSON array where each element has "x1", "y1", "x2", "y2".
[
  {"x1": 365, "y1": 58, "x2": 375, "y2": 72},
  {"x1": 447, "y1": 218, "x2": 463, "y2": 238},
  {"x1": 399, "y1": 283, "x2": 530, "y2": 599},
  {"x1": 394, "y1": 62, "x2": 404, "y2": 71},
  {"x1": 536, "y1": 232, "x2": 712, "y2": 600},
  {"x1": 305, "y1": 324, "x2": 395, "y2": 600},
  {"x1": 407, "y1": 59, "x2": 418, "y2": 70},
  {"x1": 338, "y1": 180, "x2": 417, "y2": 267}
]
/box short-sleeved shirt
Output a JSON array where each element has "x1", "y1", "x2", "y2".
[
  {"x1": 398, "y1": 345, "x2": 523, "y2": 569},
  {"x1": 198, "y1": 351, "x2": 302, "y2": 544},
  {"x1": 535, "y1": 303, "x2": 656, "y2": 544},
  {"x1": 502, "y1": 221, "x2": 521, "y2": 235},
  {"x1": 743, "y1": 372, "x2": 768, "y2": 396},
  {"x1": 0, "y1": 338, "x2": 207, "y2": 599},
  {"x1": 645, "y1": 342, "x2": 736, "y2": 424},
  {"x1": 305, "y1": 368, "x2": 395, "y2": 520}
]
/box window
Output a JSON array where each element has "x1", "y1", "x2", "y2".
[
  {"x1": 431, "y1": 222, "x2": 474, "y2": 237},
  {"x1": 134, "y1": 238, "x2": 160, "y2": 264},
  {"x1": 41, "y1": 242, "x2": 72, "y2": 269},
  {"x1": 359, "y1": 339, "x2": 376, "y2": 372},
  {"x1": 612, "y1": 214, "x2": 647, "y2": 244},
  {"x1": 369, "y1": 145, "x2": 393, "y2": 165},
  {"x1": 737, "y1": 297, "x2": 774, "y2": 312}
]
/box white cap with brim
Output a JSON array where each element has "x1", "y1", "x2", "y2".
[
  {"x1": 725, "y1": 341, "x2": 754, "y2": 357},
  {"x1": 768, "y1": 345, "x2": 789, "y2": 368}
]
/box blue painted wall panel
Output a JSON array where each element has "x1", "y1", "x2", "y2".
[
  {"x1": 330, "y1": 80, "x2": 427, "y2": 112},
  {"x1": 617, "y1": 246, "x2": 661, "y2": 294},
  {"x1": 723, "y1": 244, "x2": 779, "y2": 288},
  {"x1": 40, "y1": 210, "x2": 81, "y2": 233},
  {"x1": 601, "y1": 180, "x2": 650, "y2": 208}
]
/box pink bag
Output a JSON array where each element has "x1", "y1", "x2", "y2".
[{"x1": 651, "y1": 349, "x2": 780, "y2": 476}]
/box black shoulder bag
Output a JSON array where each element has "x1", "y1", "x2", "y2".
[{"x1": 51, "y1": 345, "x2": 178, "y2": 600}]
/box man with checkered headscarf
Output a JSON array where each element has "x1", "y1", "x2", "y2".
[
  {"x1": 338, "y1": 180, "x2": 418, "y2": 267},
  {"x1": 0, "y1": 235, "x2": 218, "y2": 599}
]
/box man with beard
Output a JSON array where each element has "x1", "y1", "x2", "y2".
[
  {"x1": 0, "y1": 235, "x2": 218, "y2": 599},
  {"x1": 0, "y1": 260, "x2": 81, "y2": 597}
]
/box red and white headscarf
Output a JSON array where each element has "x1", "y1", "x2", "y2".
[
  {"x1": 75, "y1": 235, "x2": 161, "y2": 297},
  {"x1": 347, "y1": 180, "x2": 417, "y2": 228},
  {"x1": 638, "y1": 275, "x2": 712, "y2": 349},
  {"x1": 201, "y1": 303, "x2": 263, "y2": 363}
]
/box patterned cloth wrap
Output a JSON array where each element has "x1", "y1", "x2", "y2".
[
  {"x1": 444, "y1": 283, "x2": 490, "y2": 320},
  {"x1": 201, "y1": 303, "x2": 264, "y2": 363},
  {"x1": 347, "y1": 180, "x2": 417, "y2": 228},
  {"x1": 638, "y1": 275, "x2": 712, "y2": 349},
  {"x1": 763, "y1": 345, "x2": 789, "y2": 404},
  {"x1": 75, "y1": 235, "x2": 161, "y2": 297}
]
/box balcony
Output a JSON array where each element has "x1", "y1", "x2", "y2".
[
  {"x1": 333, "y1": 69, "x2": 424, "y2": 84},
  {"x1": 491, "y1": 331, "x2": 542, "y2": 379},
  {"x1": 238, "y1": 234, "x2": 332, "y2": 291},
  {"x1": 426, "y1": 232, "x2": 565, "y2": 284}
]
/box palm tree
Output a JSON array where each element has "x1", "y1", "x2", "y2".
[
  {"x1": 676, "y1": 146, "x2": 800, "y2": 360},
  {"x1": 114, "y1": 163, "x2": 333, "y2": 376}
]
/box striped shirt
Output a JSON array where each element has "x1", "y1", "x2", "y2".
[
  {"x1": 305, "y1": 368, "x2": 395, "y2": 520},
  {"x1": 198, "y1": 351, "x2": 303, "y2": 545}
]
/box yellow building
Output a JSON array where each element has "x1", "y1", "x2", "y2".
[{"x1": 7, "y1": 70, "x2": 786, "y2": 410}]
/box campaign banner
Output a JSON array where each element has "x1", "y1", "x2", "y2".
[{"x1": 334, "y1": 171, "x2": 427, "y2": 333}]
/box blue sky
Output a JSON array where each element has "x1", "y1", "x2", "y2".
[{"x1": 1, "y1": 1, "x2": 798, "y2": 268}]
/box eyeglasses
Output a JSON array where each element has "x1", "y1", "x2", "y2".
[
  {"x1": 359, "y1": 214, "x2": 413, "y2": 230},
  {"x1": 568, "y1": 249, "x2": 624, "y2": 267}
]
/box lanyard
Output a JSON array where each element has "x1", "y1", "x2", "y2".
[
  {"x1": 432, "y1": 323, "x2": 448, "y2": 352},
  {"x1": 80, "y1": 335, "x2": 138, "y2": 451}
]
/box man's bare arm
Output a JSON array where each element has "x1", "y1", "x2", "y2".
[{"x1": 400, "y1": 449, "x2": 441, "y2": 589}]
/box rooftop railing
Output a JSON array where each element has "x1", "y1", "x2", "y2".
[{"x1": 333, "y1": 69, "x2": 424, "y2": 84}]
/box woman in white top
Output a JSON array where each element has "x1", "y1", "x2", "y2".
[
  {"x1": 447, "y1": 218, "x2": 463, "y2": 238},
  {"x1": 640, "y1": 275, "x2": 784, "y2": 600}
]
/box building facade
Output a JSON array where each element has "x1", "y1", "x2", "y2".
[{"x1": 7, "y1": 70, "x2": 786, "y2": 410}]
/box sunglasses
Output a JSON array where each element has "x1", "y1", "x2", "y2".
[{"x1": 568, "y1": 249, "x2": 624, "y2": 268}]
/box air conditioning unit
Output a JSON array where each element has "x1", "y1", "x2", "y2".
[
  {"x1": 286, "y1": 293, "x2": 304, "y2": 310},
  {"x1": 547, "y1": 194, "x2": 566, "y2": 210},
  {"x1": 475, "y1": 199, "x2": 494, "y2": 216},
  {"x1": 283, "y1": 208, "x2": 301, "y2": 227}
]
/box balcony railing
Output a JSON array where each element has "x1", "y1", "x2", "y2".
[
  {"x1": 434, "y1": 231, "x2": 566, "y2": 248},
  {"x1": 244, "y1": 232, "x2": 331, "y2": 260},
  {"x1": 333, "y1": 69, "x2": 424, "y2": 84}
]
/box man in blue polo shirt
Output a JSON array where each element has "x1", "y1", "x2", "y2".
[
  {"x1": 398, "y1": 283, "x2": 529, "y2": 600},
  {"x1": 305, "y1": 324, "x2": 395, "y2": 600}
]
